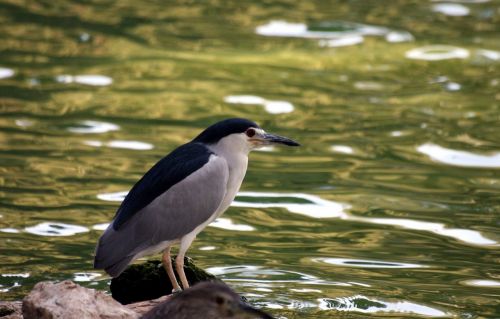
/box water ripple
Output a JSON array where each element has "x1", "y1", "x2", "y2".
[
  {"x1": 234, "y1": 192, "x2": 497, "y2": 246},
  {"x1": 209, "y1": 218, "x2": 255, "y2": 232},
  {"x1": 73, "y1": 272, "x2": 101, "y2": 282},
  {"x1": 224, "y1": 95, "x2": 294, "y2": 114},
  {"x1": 255, "y1": 20, "x2": 413, "y2": 46},
  {"x1": 417, "y1": 143, "x2": 500, "y2": 168},
  {"x1": 68, "y1": 120, "x2": 120, "y2": 134},
  {"x1": 313, "y1": 258, "x2": 426, "y2": 269},
  {"x1": 432, "y1": 3, "x2": 470, "y2": 16},
  {"x1": 406, "y1": 45, "x2": 470, "y2": 60},
  {"x1": 84, "y1": 140, "x2": 154, "y2": 150},
  {"x1": 318, "y1": 295, "x2": 449, "y2": 317},
  {"x1": 0, "y1": 67, "x2": 15, "y2": 79},
  {"x1": 55, "y1": 74, "x2": 113, "y2": 86},
  {"x1": 25, "y1": 222, "x2": 89, "y2": 236}
]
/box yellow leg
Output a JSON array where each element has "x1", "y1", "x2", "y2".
[
  {"x1": 176, "y1": 234, "x2": 197, "y2": 289},
  {"x1": 162, "y1": 247, "x2": 181, "y2": 293}
]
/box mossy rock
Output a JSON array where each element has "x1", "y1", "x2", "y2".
[{"x1": 110, "y1": 257, "x2": 217, "y2": 304}]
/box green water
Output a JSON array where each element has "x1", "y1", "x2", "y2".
[{"x1": 1, "y1": 0, "x2": 499, "y2": 318}]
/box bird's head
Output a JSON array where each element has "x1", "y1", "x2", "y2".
[{"x1": 193, "y1": 118, "x2": 299, "y2": 154}]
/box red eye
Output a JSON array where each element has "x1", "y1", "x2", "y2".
[{"x1": 245, "y1": 128, "x2": 256, "y2": 137}]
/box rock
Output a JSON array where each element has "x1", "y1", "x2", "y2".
[
  {"x1": 111, "y1": 257, "x2": 217, "y2": 304},
  {"x1": 22, "y1": 280, "x2": 138, "y2": 319},
  {"x1": 0, "y1": 300, "x2": 22, "y2": 319},
  {"x1": 125, "y1": 295, "x2": 170, "y2": 316}
]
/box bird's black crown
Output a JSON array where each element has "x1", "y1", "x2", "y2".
[{"x1": 192, "y1": 118, "x2": 259, "y2": 144}]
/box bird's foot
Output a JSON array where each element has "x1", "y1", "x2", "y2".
[{"x1": 171, "y1": 287, "x2": 183, "y2": 294}]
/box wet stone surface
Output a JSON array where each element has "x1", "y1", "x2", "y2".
[{"x1": 110, "y1": 257, "x2": 217, "y2": 305}]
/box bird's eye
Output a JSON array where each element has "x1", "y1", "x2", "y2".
[
  {"x1": 215, "y1": 296, "x2": 225, "y2": 305},
  {"x1": 245, "y1": 128, "x2": 256, "y2": 137}
]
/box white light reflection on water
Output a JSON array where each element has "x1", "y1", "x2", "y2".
[
  {"x1": 92, "y1": 223, "x2": 110, "y2": 231},
  {"x1": 331, "y1": 145, "x2": 354, "y2": 154},
  {"x1": 318, "y1": 295, "x2": 449, "y2": 317},
  {"x1": 462, "y1": 279, "x2": 500, "y2": 287},
  {"x1": 55, "y1": 74, "x2": 113, "y2": 86},
  {"x1": 234, "y1": 192, "x2": 497, "y2": 246},
  {"x1": 256, "y1": 20, "x2": 413, "y2": 46},
  {"x1": 68, "y1": 120, "x2": 120, "y2": 134},
  {"x1": 224, "y1": 95, "x2": 294, "y2": 114},
  {"x1": 417, "y1": 143, "x2": 500, "y2": 168},
  {"x1": 96, "y1": 190, "x2": 497, "y2": 246},
  {"x1": 0, "y1": 67, "x2": 15, "y2": 79},
  {"x1": 256, "y1": 20, "x2": 388, "y2": 39},
  {"x1": 313, "y1": 258, "x2": 426, "y2": 269},
  {"x1": 25, "y1": 222, "x2": 89, "y2": 236},
  {"x1": 432, "y1": 3, "x2": 470, "y2": 16},
  {"x1": 476, "y1": 49, "x2": 500, "y2": 61},
  {"x1": 1, "y1": 273, "x2": 29, "y2": 278},
  {"x1": 73, "y1": 272, "x2": 101, "y2": 282},
  {"x1": 318, "y1": 35, "x2": 363, "y2": 47},
  {"x1": 0, "y1": 228, "x2": 20, "y2": 233},
  {"x1": 406, "y1": 45, "x2": 470, "y2": 61},
  {"x1": 84, "y1": 140, "x2": 154, "y2": 150},
  {"x1": 209, "y1": 218, "x2": 255, "y2": 232}
]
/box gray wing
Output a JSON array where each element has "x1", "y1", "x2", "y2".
[{"x1": 94, "y1": 155, "x2": 229, "y2": 276}]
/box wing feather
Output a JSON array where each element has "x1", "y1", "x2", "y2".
[{"x1": 94, "y1": 152, "x2": 229, "y2": 276}]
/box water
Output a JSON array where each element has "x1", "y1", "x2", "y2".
[{"x1": 1, "y1": 0, "x2": 499, "y2": 317}]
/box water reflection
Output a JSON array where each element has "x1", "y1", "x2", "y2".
[
  {"x1": 331, "y1": 145, "x2": 354, "y2": 154},
  {"x1": 0, "y1": 228, "x2": 20, "y2": 234},
  {"x1": 234, "y1": 192, "x2": 497, "y2": 246},
  {"x1": 313, "y1": 258, "x2": 426, "y2": 269},
  {"x1": 224, "y1": 95, "x2": 294, "y2": 114},
  {"x1": 1, "y1": 273, "x2": 29, "y2": 278},
  {"x1": 462, "y1": 279, "x2": 500, "y2": 287},
  {"x1": 405, "y1": 45, "x2": 470, "y2": 60},
  {"x1": 73, "y1": 272, "x2": 101, "y2": 282},
  {"x1": 25, "y1": 222, "x2": 89, "y2": 236},
  {"x1": 209, "y1": 218, "x2": 255, "y2": 232},
  {"x1": 255, "y1": 20, "x2": 413, "y2": 46},
  {"x1": 0, "y1": 67, "x2": 15, "y2": 79},
  {"x1": 84, "y1": 140, "x2": 154, "y2": 150},
  {"x1": 68, "y1": 121, "x2": 120, "y2": 134},
  {"x1": 318, "y1": 295, "x2": 449, "y2": 317},
  {"x1": 55, "y1": 75, "x2": 113, "y2": 86},
  {"x1": 432, "y1": 3, "x2": 470, "y2": 16},
  {"x1": 417, "y1": 143, "x2": 500, "y2": 168}
]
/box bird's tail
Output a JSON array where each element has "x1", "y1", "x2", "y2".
[{"x1": 93, "y1": 224, "x2": 135, "y2": 277}]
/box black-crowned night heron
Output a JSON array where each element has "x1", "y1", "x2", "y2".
[
  {"x1": 142, "y1": 281, "x2": 274, "y2": 319},
  {"x1": 94, "y1": 118, "x2": 299, "y2": 292}
]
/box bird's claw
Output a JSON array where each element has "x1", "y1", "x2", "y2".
[{"x1": 172, "y1": 287, "x2": 183, "y2": 294}]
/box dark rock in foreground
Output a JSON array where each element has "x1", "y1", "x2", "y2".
[
  {"x1": 0, "y1": 301, "x2": 22, "y2": 319},
  {"x1": 111, "y1": 257, "x2": 217, "y2": 305}
]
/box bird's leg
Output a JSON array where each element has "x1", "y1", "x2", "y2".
[
  {"x1": 162, "y1": 247, "x2": 181, "y2": 293},
  {"x1": 176, "y1": 235, "x2": 196, "y2": 290},
  {"x1": 175, "y1": 254, "x2": 189, "y2": 290}
]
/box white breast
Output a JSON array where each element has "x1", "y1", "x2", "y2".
[{"x1": 208, "y1": 133, "x2": 250, "y2": 217}]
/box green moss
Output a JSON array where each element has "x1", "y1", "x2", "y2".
[{"x1": 110, "y1": 257, "x2": 217, "y2": 304}]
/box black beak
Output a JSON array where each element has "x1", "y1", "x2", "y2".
[
  {"x1": 238, "y1": 302, "x2": 275, "y2": 319},
  {"x1": 262, "y1": 133, "x2": 300, "y2": 146}
]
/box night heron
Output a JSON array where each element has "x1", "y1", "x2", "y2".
[
  {"x1": 142, "y1": 281, "x2": 274, "y2": 319},
  {"x1": 94, "y1": 118, "x2": 299, "y2": 292}
]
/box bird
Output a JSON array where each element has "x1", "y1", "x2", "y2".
[
  {"x1": 141, "y1": 281, "x2": 274, "y2": 319},
  {"x1": 94, "y1": 118, "x2": 299, "y2": 292}
]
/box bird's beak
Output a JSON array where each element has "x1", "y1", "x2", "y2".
[
  {"x1": 251, "y1": 131, "x2": 300, "y2": 147},
  {"x1": 237, "y1": 302, "x2": 275, "y2": 319}
]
